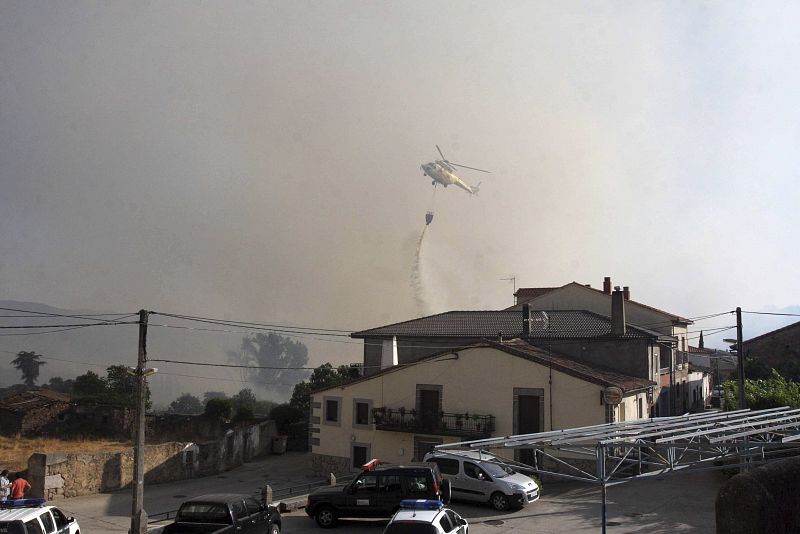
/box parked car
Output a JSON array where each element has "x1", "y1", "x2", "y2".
[
  {"x1": 383, "y1": 499, "x2": 468, "y2": 534},
  {"x1": 162, "y1": 493, "x2": 281, "y2": 534},
  {"x1": 423, "y1": 450, "x2": 539, "y2": 511},
  {"x1": 0, "y1": 498, "x2": 81, "y2": 534},
  {"x1": 306, "y1": 459, "x2": 451, "y2": 528}
]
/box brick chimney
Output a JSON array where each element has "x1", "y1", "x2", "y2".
[
  {"x1": 623, "y1": 286, "x2": 630, "y2": 301},
  {"x1": 611, "y1": 287, "x2": 626, "y2": 336},
  {"x1": 603, "y1": 276, "x2": 612, "y2": 295},
  {"x1": 522, "y1": 303, "x2": 531, "y2": 338}
]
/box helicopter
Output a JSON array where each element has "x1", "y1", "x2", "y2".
[{"x1": 421, "y1": 145, "x2": 490, "y2": 195}]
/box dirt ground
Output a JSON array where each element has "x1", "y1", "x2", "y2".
[{"x1": 0, "y1": 435, "x2": 130, "y2": 472}]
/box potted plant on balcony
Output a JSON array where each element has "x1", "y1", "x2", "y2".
[
  {"x1": 409, "y1": 408, "x2": 417, "y2": 426},
  {"x1": 373, "y1": 407, "x2": 385, "y2": 425},
  {"x1": 399, "y1": 406, "x2": 407, "y2": 427},
  {"x1": 455, "y1": 413, "x2": 463, "y2": 429}
]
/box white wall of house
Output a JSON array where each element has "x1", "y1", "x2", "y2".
[{"x1": 311, "y1": 345, "x2": 647, "y2": 468}]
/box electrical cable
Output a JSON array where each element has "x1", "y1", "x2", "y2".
[
  {"x1": 151, "y1": 311, "x2": 352, "y2": 334},
  {"x1": 0, "y1": 306, "x2": 138, "y2": 323}
]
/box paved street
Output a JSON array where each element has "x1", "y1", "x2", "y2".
[
  {"x1": 54, "y1": 453, "x2": 724, "y2": 533},
  {"x1": 282, "y1": 471, "x2": 723, "y2": 533}
]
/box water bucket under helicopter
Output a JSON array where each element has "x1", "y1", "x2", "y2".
[{"x1": 425, "y1": 211, "x2": 434, "y2": 225}]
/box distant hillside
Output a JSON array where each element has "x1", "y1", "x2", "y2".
[{"x1": 0, "y1": 300, "x2": 277, "y2": 405}]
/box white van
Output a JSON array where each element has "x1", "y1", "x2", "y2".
[{"x1": 423, "y1": 450, "x2": 539, "y2": 511}]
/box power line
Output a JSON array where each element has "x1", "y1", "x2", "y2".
[
  {"x1": 151, "y1": 311, "x2": 353, "y2": 334},
  {"x1": 0, "y1": 325, "x2": 99, "y2": 336},
  {"x1": 0, "y1": 321, "x2": 138, "y2": 329},
  {"x1": 148, "y1": 323, "x2": 361, "y2": 345},
  {"x1": 742, "y1": 310, "x2": 800, "y2": 318},
  {"x1": 0, "y1": 306, "x2": 138, "y2": 323},
  {"x1": 149, "y1": 358, "x2": 324, "y2": 370}
]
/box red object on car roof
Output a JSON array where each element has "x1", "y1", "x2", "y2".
[{"x1": 361, "y1": 459, "x2": 381, "y2": 471}]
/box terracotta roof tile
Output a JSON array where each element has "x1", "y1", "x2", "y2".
[
  {"x1": 314, "y1": 339, "x2": 655, "y2": 394},
  {"x1": 351, "y1": 310, "x2": 670, "y2": 340}
]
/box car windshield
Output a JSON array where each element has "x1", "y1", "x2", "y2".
[
  {"x1": 480, "y1": 461, "x2": 511, "y2": 478},
  {"x1": 176, "y1": 503, "x2": 232, "y2": 524},
  {"x1": 384, "y1": 522, "x2": 438, "y2": 534}
]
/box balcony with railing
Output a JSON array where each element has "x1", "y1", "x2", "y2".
[{"x1": 372, "y1": 407, "x2": 495, "y2": 439}]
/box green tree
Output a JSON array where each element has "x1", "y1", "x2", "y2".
[
  {"x1": 11, "y1": 351, "x2": 46, "y2": 387},
  {"x1": 723, "y1": 369, "x2": 800, "y2": 410},
  {"x1": 203, "y1": 391, "x2": 228, "y2": 403},
  {"x1": 73, "y1": 371, "x2": 107, "y2": 399},
  {"x1": 232, "y1": 405, "x2": 255, "y2": 422},
  {"x1": 105, "y1": 365, "x2": 151, "y2": 409},
  {"x1": 169, "y1": 393, "x2": 204, "y2": 414},
  {"x1": 229, "y1": 333, "x2": 310, "y2": 399},
  {"x1": 269, "y1": 403, "x2": 305, "y2": 434},
  {"x1": 290, "y1": 363, "x2": 360, "y2": 416},
  {"x1": 204, "y1": 397, "x2": 232, "y2": 420},
  {"x1": 231, "y1": 388, "x2": 257, "y2": 413},
  {"x1": 46, "y1": 376, "x2": 74, "y2": 394}
]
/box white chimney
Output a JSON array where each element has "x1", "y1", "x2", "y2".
[{"x1": 381, "y1": 336, "x2": 399, "y2": 369}]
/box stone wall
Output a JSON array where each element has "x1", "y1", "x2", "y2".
[
  {"x1": 310, "y1": 452, "x2": 351, "y2": 477},
  {"x1": 26, "y1": 420, "x2": 277, "y2": 499},
  {"x1": 28, "y1": 442, "x2": 198, "y2": 500}
]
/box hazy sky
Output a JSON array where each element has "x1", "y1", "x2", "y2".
[{"x1": 2, "y1": 1, "x2": 800, "y2": 378}]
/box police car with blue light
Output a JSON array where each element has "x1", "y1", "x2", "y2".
[
  {"x1": 0, "y1": 499, "x2": 80, "y2": 534},
  {"x1": 382, "y1": 500, "x2": 468, "y2": 534}
]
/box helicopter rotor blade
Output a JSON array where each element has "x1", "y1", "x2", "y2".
[
  {"x1": 436, "y1": 144, "x2": 446, "y2": 161},
  {"x1": 450, "y1": 162, "x2": 491, "y2": 173}
]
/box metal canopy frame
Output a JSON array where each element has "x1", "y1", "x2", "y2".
[{"x1": 435, "y1": 408, "x2": 800, "y2": 533}]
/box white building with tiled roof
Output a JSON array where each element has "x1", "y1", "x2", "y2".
[{"x1": 309, "y1": 339, "x2": 655, "y2": 476}]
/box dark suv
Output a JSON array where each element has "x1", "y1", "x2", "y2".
[{"x1": 306, "y1": 462, "x2": 451, "y2": 528}]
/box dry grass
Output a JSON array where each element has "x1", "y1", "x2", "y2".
[{"x1": 0, "y1": 435, "x2": 130, "y2": 472}]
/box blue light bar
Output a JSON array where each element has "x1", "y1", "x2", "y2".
[
  {"x1": 0, "y1": 498, "x2": 47, "y2": 508},
  {"x1": 399, "y1": 499, "x2": 443, "y2": 510}
]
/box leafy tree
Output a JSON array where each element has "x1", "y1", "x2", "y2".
[
  {"x1": 232, "y1": 405, "x2": 255, "y2": 422},
  {"x1": 105, "y1": 365, "x2": 151, "y2": 409},
  {"x1": 72, "y1": 367, "x2": 151, "y2": 409},
  {"x1": 269, "y1": 403, "x2": 305, "y2": 434},
  {"x1": 73, "y1": 371, "x2": 107, "y2": 399},
  {"x1": 169, "y1": 393, "x2": 204, "y2": 414},
  {"x1": 203, "y1": 391, "x2": 228, "y2": 403},
  {"x1": 290, "y1": 363, "x2": 361, "y2": 416},
  {"x1": 231, "y1": 388, "x2": 257, "y2": 413},
  {"x1": 46, "y1": 376, "x2": 74, "y2": 394},
  {"x1": 11, "y1": 351, "x2": 46, "y2": 387},
  {"x1": 205, "y1": 397, "x2": 232, "y2": 420},
  {"x1": 723, "y1": 369, "x2": 800, "y2": 410},
  {"x1": 254, "y1": 399, "x2": 278, "y2": 416},
  {"x1": 229, "y1": 333, "x2": 310, "y2": 399}
]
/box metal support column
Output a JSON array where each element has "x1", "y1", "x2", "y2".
[{"x1": 598, "y1": 443, "x2": 607, "y2": 534}]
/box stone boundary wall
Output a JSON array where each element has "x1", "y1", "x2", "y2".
[
  {"x1": 28, "y1": 442, "x2": 197, "y2": 500},
  {"x1": 310, "y1": 452, "x2": 351, "y2": 477},
  {"x1": 27, "y1": 420, "x2": 277, "y2": 500}
]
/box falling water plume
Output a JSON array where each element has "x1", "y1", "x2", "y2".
[{"x1": 411, "y1": 224, "x2": 429, "y2": 315}]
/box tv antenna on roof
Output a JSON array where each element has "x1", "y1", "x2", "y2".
[{"x1": 501, "y1": 276, "x2": 516, "y2": 302}]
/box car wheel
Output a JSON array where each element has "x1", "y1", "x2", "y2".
[
  {"x1": 315, "y1": 505, "x2": 338, "y2": 528},
  {"x1": 268, "y1": 523, "x2": 280, "y2": 534},
  {"x1": 490, "y1": 492, "x2": 510, "y2": 511}
]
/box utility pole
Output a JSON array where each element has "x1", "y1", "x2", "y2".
[
  {"x1": 736, "y1": 307, "x2": 746, "y2": 410},
  {"x1": 131, "y1": 309, "x2": 149, "y2": 534}
]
